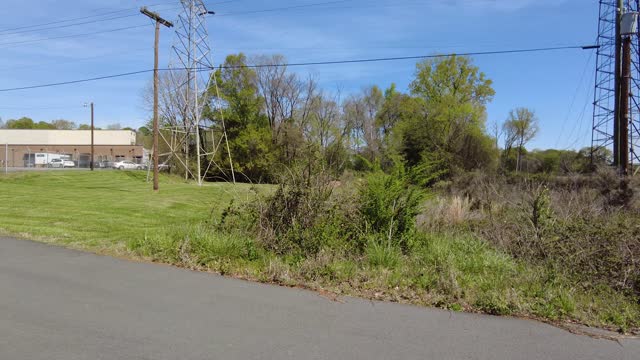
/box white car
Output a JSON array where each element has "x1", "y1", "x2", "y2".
[
  {"x1": 49, "y1": 159, "x2": 76, "y2": 168},
  {"x1": 112, "y1": 160, "x2": 144, "y2": 170}
]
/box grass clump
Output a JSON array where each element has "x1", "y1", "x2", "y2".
[
  {"x1": 129, "y1": 225, "x2": 261, "y2": 274},
  {"x1": 366, "y1": 240, "x2": 402, "y2": 269}
]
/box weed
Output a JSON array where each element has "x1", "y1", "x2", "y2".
[{"x1": 366, "y1": 240, "x2": 402, "y2": 269}]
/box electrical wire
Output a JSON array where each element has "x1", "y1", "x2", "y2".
[
  {"x1": 0, "y1": 24, "x2": 152, "y2": 48},
  {"x1": 0, "y1": 47, "x2": 152, "y2": 73},
  {"x1": 216, "y1": 0, "x2": 353, "y2": 16},
  {"x1": 0, "y1": 70, "x2": 155, "y2": 92},
  {"x1": 0, "y1": 0, "x2": 239, "y2": 36},
  {"x1": 0, "y1": 2, "x2": 178, "y2": 34},
  {"x1": 0, "y1": 105, "x2": 84, "y2": 110},
  {"x1": 0, "y1": 14, "x2": 150, "y2": 38},
  {"x1": 554, "y1": 50, "x2": 595, "y2": 148},
  {"x1": 0, "y1": 44, "x2": 597, "y2": 92},
  {"x1": 217, "y1": 45, "x2": 597, "y2": 68},
  {"x1": 562, "y1": 85, "x2": 595, "y2": 150}
]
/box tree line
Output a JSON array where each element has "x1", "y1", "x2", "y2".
[
  {"x1": 0, "y1": 117, "x2": 125, "y2": 131},
  {"x1": 147, "y1": 53, "x2": 602, "y2": 183}
]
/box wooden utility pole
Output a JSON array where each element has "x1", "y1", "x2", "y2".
[
  {"x1": 621, "y1": 36, "x2": 632, "y2": 175},
  {"x1": 90, "y1": 102, "x2": 95, "y2": 171},
  {"x1": 614, "y1": 0, "x2": 623, "y2": 168},
  {"x1": 140, "y1": 7, "x2": 173, "y2": 191}
]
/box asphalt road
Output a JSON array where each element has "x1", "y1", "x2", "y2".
[{"x1": 1, "y1": 237, "x2": 638, "y2": 360}]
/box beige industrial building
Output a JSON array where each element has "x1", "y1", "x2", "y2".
[{"x1": 0, "y1": 129, "x2": 145, "y2": 167}]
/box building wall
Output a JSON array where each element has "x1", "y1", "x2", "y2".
[
  {"x1": 0, "y1": 144, "x2": 145, "y2": 167},
  {"x1": 0, "y1": 130, "x2": 136, "y2": 146}
]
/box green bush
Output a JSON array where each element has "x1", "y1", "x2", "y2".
[
  {"x1": 359, "y1": 171, "x2": 426, "y2": 252},
  {"x1": 248, "y1": 166, "x2": 426, "y2": 258}
]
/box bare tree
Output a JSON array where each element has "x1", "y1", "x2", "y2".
[
  {"x1": 503, "y1": 107, "x2": 539, "y2": 172},
  {"x1": 142, "y1": 71, "x2": 191, "y2": 129},
  {"x1": 342, "y1": 86, "x2": 384, "y2": 161},
  {"x1": 106, "y1": 123, "x2": 122, "y2": 130},
  {"x1": 50, "y1": 119, "x2": 77, "y2": 130},
  {"x1": 307, "y1": 92, "x2": 341, "y2": 149},
  {"x1": 489, "y1": 119, "x2": 503, "y2": 150},
  {"x1": 253, "y1": 55, "x2": 304, "y2": 143}
]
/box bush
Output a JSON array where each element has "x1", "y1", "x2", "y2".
[
  {"x1": 246, "y1": 165, "x2": 426, "y2": 258},
  {"x1": 456, "y1": 173, "x2": 640, "y2": 296},
  {"x1": 256, "y1": 170, "x2": 337, "y2": 255},
  {"x1": 359, "y1": 171, "x2": 426, "y2": 252}
]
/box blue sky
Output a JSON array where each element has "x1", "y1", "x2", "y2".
[{"x1": 0, "y1": 0, "x2": 598, "y2": 150}]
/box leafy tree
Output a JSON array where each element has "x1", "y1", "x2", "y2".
[
  {"x1": 106, "y1": 123, "x2": 122, "y2": 130},
  {"x1": 503, "y1": 108, "x2": 539, "y2": 172},
  {"x1": 410, "y1": 55, "x2": 495, "y2": 106},
  {"x1": 6, "y1": 117, "x2": 35, "y2": 129},
  {"x1": 137, "y1": 126, "x2": 151, "y2": 136},
  {"x1": 395, "y1": 55, "x2": 496, "y2": 175},
  {"x1": 377, "y1": 83, "x2": 403, "y2": 137},
  {"x1": 34, "y1": 121, "x2": 55, "y2": 129},
  {"x1": 77, "y1": 124, "x2": 92, "y2": 130},
  {"x1": 205, "y1": 53, "x2": 275, "y2": 181},
  {"x1": 383, "y1": 95, "x2": 426, "y2": 167}
]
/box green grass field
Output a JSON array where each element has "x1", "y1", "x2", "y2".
[{"x1": 0, "y1": 171, "x2": 255, "y2": 253}]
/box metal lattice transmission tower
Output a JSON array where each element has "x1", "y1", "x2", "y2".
[
  {"x1": 592, "y1": 0, "x2": 640, "y2": 172},
  {"x1": 162, "y1": 0, "x2": 235, "y2": 185}
]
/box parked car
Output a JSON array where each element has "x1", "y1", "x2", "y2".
[
  {"x1": 95, "y1": 160, "x2": 112, "y2": 169},
  {"x1": 112, "y1": 160, "x2": 144, "y2": 170},
  {"x1": 49, "y1": 159, "x2": 76, "y2": 168}
]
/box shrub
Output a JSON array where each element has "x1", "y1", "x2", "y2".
[
  {"x1": 249, "y1": 166, "x2": 426, "y2": 258},
  {"x1": 460, "y1": 174, "x2": 640, "y2": 296},
  {"x1": 594, "y1": 167, "x2": 635, "y2": 210},
  {"x1": 359, "y1": 171, "x2": 426, "y2": 252},
  {"x1": 256, "y1": 171, "x2": 336, "y2": 255}
]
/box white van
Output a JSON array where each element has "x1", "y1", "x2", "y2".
[{"x1": 33, "y1": 153, "x2": 62, "y2": 166}]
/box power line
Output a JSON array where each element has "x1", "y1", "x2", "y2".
[
  {"x1": 216, "y1": 0, "x2": 353, "y2": 16},
  {"x1": 0, "y1": 14, "x2": 147, "y2": 38},
  {"x1": 0, "y1": 44, "x2": 597, "y2": 92},
  {"x1": 213, "y1": 0, "x2": 485, "y2": 17},
  {"x1": 0, "y1": 9, "x2": 135, "y2": 34},
  {"x1": 0, "y1": 70, "x2": 155, "y2": 92},
  {"x1": 554, "y1": 50, "x2": 595, "y2": 148},
  {"x1": 0, "y1": 105, "x2": 84, "y2": 110},
  {"x1": 0, "y1": 47, "x2": 152, "y2": 73},
  {"x1": 0, "y1": 2, "x2": 178, "y2": 34},
  {"x1": 0, "y1": 24, "x2": 151, "y2": 48},
  {"x1": 562, "y1": 84, "x2": 595, "y2": 151},
  {"x1": 219, "y1": 45, "x2": 597, "y2": 68},
  {"x1": 0, "y1": 0, "x2": 238, "y2": 36}
]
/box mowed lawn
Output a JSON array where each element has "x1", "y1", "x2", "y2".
[{"x1": 0, "y1": 171, "x2": 254, "y2": 252}]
